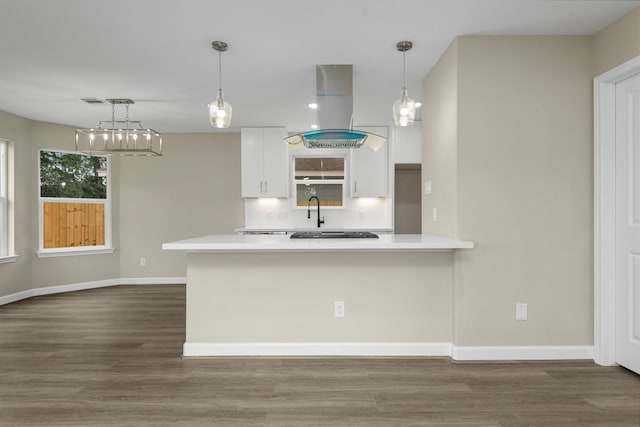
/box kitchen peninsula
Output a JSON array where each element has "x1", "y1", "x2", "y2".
[{"x1": 163, "y1": 233, "x2": 473, "y2": 357}]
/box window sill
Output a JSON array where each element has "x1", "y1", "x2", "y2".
[
  {"x1": 36, "y1": 247, "x2": 115, "y2": 258},
  {"x1": 0, "y1": 255, "x2": 18, "y2": 264}
]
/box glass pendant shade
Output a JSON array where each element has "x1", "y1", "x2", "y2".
[
  {"x1": 209, "y1": 89, "x2": 232, "y2": 128},
  {"x1": 393, "y1": 87, "x2": 416, "y2": 127},
  {"x1": 209, "y1": 40, "x2": 232, "y2": 128}
]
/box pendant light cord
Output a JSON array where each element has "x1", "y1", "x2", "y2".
[
  {"x1": 403, "y1": 50, "x2": 407, "y2": 89},
  {"x1": 218, "y1": 50, "x2": 222, "y2": 93}
]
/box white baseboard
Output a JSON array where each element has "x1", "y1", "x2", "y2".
[
  {"x1": 0, "y1": 289, "x2": 36, "y2": 306},
  {"x1": 183, "y1": 342, "x2": 453, "y2": 357},
  {"x1": 184, "y1": 342, "x2": 594, "y2": 360},
  {"x1": 451, "y1": 345, "x2": 594, "y2": 361},
  {"x1": 119, "y1": 277, "x2": 186, "y2": 285},
  {"x1": 0, "y1": 282, "x2": 594, "y2": 363},
  {"x1": 0, "y1": 277, "x2": 186, "y2": 306}
]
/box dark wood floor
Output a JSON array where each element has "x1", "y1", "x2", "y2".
[{"x1": 0, "y1": 285, "x2": 638, "y2": 426}]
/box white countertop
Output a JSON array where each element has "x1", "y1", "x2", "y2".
[
  {"x1": 235, "y1": 227, "x2": 394, "y2": 234},
  {"x1": 163, "y1": 233, "x2": 474, "y2": 253}
]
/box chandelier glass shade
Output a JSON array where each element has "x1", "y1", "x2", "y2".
[
  {"x1": 209, "y1": 41, "x2": 232, "y2": 128},
  {"x1": 75, "y1": 99, "x2": 162, "y2": 156},
  {"x1": 393, "y1": 41, "x2": 416, "y2": 127}
]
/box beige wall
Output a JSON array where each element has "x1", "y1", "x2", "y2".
[
  {"x1": 592, "y1": 5, "x2": 640, "y2": 76},
  {"x1": 455, "y1": 36, "x2": 594, "y2": 346},
  {"x1": 0, "y1": 114, "x2": 244, "y2": 297},
  {"x1": 0, "y1": 110, "x2": 33, "y2": 296},
  {"x1": 27, "y1": 121, "x2": 121, "y2": 288},
  {"x1": 423, "y1": 36, "x2": 595, "y2": 346},
  {"x1": 422, "y1": 39, "x2": 458, "y2": 237},
  {"x1": 119, "y1": 133, "x2": 244, "y2": 278},
  {"x1": 187, "y1": 252, "x2": 453, "y2": 343}
]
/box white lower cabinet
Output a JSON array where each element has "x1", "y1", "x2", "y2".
[
  {"x1": 241, "y1": 127, "x2": 288, "y2": 198},
  {"x1": 351, "y1": 126, "x2": 389, "y2": 197}
]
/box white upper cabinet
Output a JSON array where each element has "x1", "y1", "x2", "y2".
[
  {"x1": 241, "y1": 127, "x2": 288, "y2": 198},
  {"x1": 350, "y1": 126, "x2": 389, "y2": 197},
  {"x1": 393, "y1": 123, "x2": 422, "y2": 164}
]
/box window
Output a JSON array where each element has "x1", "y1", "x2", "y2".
[
  {"x1": 38, "y1": 150, "x2": 111, "y2": 255},
  {"x1": 0, "y1": 140, "x2": 8, "y2": 257},
  {"x1": 293, "y1": 156, "x2": 345, "y2": 207}
]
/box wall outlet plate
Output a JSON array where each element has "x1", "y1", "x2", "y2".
[{"x1": 516, "y1": 303, "x2": 528, "y2": 320}]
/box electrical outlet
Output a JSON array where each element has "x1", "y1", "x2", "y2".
[
  {"x1": 139, "y1": 257, "x2": 146, "y2": 267},
  {"x1": 432, "y1": 207, "x2": 438, "y2": 222},
  {"x1": 516, "y1": 303, "x2": 527, "y2": 321},
  {"x1": 334, "y1": 301, "x2": 345, "y2": 318}
]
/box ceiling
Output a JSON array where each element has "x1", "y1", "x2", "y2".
[{"x1": 0, "y1": 0, "x2": 638, "y2": 134}]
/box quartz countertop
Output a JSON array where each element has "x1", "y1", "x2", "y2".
[
  {"x1": 163, "y1": 233, "x2": 473, "y2": 253},
  {"x1": 235, "y1": 227, "x2": 394, "y2": 234}
]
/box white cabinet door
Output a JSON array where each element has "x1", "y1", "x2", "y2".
[
  {"x1": 261, "y1": 127, "x2": 288, "y2": 198},
  {"x1": 241, "y1": 128, "x2": 264, "y2": 197},
  {"x1": 351, "y1": 126, "x2": 388, "y2": 197},
  {"x1": 393, "y1": 123, "x2": 422, "y2": 164},
  {"x1": 241, "y1": 128, "x2": 288, "y2": 198}
]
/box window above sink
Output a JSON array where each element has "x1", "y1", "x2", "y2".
[{"x1": 293, "y1": 156, "x2": 345, "y2": 208}]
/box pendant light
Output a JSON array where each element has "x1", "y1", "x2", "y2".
[
  {"x1": 208, "y1": 41, "x2": 232, "y2": 128},
  {"x1": 392, "y1": 40, "x2": 416, "y2": 127}
]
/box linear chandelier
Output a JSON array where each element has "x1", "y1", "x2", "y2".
[{"x1": 75, "y1": 99, "x2": 162, "y2": 156}]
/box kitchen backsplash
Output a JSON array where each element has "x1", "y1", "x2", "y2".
[{"x1": 244, "y1": 197, "x2": 392, "y2": 230}]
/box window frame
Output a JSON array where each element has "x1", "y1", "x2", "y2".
[
  {"x1": 37, "y1": 148, "x2": 113, "y2": 257},
  {"x1": 291, "y1": 154, "x2": 347, "y2": 210},
  {"x1": 0, "y1": 140, "x2": 8, "y2": 259}
]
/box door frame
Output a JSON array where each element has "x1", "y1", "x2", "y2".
[{"x1": 594, "y1": 55, "x2": 640, "y2": 366}]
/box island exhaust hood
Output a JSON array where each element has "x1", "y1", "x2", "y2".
[{"x1": 284, "y1": 65, "x2": 386, "y2": 151}]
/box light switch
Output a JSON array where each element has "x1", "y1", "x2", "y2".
[
  {"x1": 516, "y1": 303, "x2": 528, "y2": 321},
  {"x1": 424, "y1": 180, "x2": 432, "y2": 195}
]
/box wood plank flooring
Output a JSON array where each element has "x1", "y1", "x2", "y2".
[{"x1": 0, "y1": 285, "x2": 638, "y2": 426}]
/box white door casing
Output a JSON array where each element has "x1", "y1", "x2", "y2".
[
  {"x1": 615, "y1": 72, "x2": 640, "y2": 375},
  {"x1": 594, "y1": 55, "x2": 640, "y2": 367}
]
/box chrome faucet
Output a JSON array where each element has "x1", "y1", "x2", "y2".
[{"x1": 308, "y1": 196, "x2": 325, "y2": 228}]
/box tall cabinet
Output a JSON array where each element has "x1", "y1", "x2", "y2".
[
  {"x1": 241, "y1": 127, "x2": 288, "y2": 198},
  {"x1": 350, "y1": 126, "x2": 389, "y2": 197}
]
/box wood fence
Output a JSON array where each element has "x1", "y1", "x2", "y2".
[{"x1": 43, "y1": 202, "x2": 105, "y2": 248}]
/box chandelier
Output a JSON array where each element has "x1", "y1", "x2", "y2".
[{"x1": 75, "y1": 99, "x2": 162, "y2": 156}]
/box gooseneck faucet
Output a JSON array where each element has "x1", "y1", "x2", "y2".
[{"x1": 308, "y1": 196, "x2": 325, "y2": 228}]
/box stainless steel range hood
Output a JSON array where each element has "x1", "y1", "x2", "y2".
[{"x1": 284, "y1": 65, "x2": 386, "y2": 151}]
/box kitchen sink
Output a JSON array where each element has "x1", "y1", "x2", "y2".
[{"x1": 289, "y1": 231, "x2": 379, "y2": 239}]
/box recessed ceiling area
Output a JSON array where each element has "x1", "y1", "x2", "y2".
[{"x1": 0, "y1": 0, "x2": 637, "y2": 134}]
